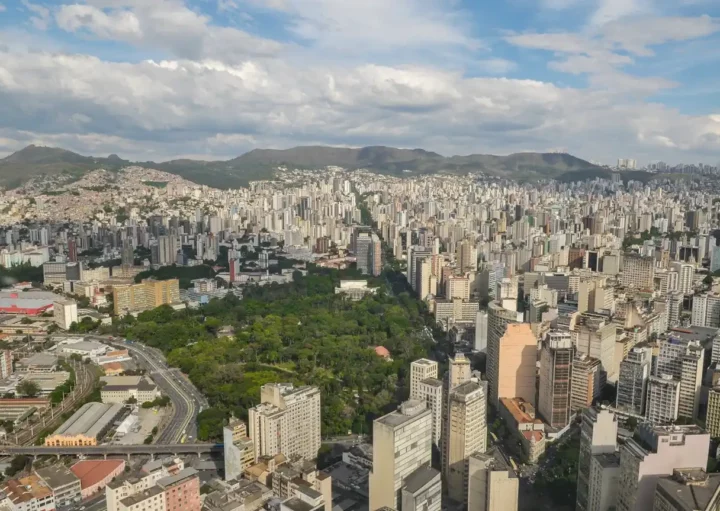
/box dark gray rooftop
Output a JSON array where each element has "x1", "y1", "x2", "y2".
[
  {"x1": 402, "y1": 466, "x2": 440, "y2": 494},
  {"x1": 656, "y1": 470, "x2": 720, "y2": 511}
]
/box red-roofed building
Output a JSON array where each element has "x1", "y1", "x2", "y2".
[
  {"x1": 374, "y1": 346, "x2": 391, "y2": 360},
  {"x1": 71, "y1": 459, "x2": 125, "y2": 499}
]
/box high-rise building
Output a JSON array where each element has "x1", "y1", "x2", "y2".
[
  {"x1": 356, "y1": 232, "x2": 382, "y2": 277},
  {"x1": 576, "y1": 407, "x2": 619, "y2": 511},
  {"x1": 678, "y1": 344, "x2": 704, "y2": 420},
  {"x1": 67, "y1": 238, "x2": 78, "y2": 263},
  {"x1": 496, "y1": 323, "x2": 537, "y2": 407},
  {"x1": 692, "y1": 293, "x2": 720, "y2": 328},
  {"x1": 486, "y1": 301, "x2": 525, "y2": 406},
  {"x1": 53, "y1": 299, "x2": 78, "y2": 331},
  {"x1": 467, "y1": 448, "x2": 519, "y2": 511},
  {"x1": 0, "y1": 350, "x2": 12, "y2": 379},
  {"x1": 621, "y1": 254, "x2": 655, "y2": 291},
  {"x1": 222, "y1": 418, "x2": 254, "y2": 481},
  {"x1": 369, "y1": 400, "x2": 432, "y2": 511},
  {"x1": 573, "y1": 312, "x2": 617, "y2": 384},
  {"x1": 616, "y1": 423, "x2": 710, "y2": 511},
  {"x1": 410, "y1": 359, "x2": 442, "y2": 449},
  {"x1": 538, "y1": 331, "x2": 574, "y2": 429},
  {"x1": 475, "y1": 311, "x2": 488, "y2": 353},
  {"x1": 670, "y1": 262, "x2": 694, "y2": 295},
  {"x1": 646, "y1": 375, "x2": 681, "y2": 425},
  {"x1": 248, "y1": 384, "x2": 321, "y2": 463},
  {"x1": 571, "y1": 355, "x2": 602, "y2": 413},
  {"x1": 121, "y1": 239, "x2": 134, "y2": 267},
  {"x1": 456, "y1": 239, "x2": 478, "y2": 272},
  {"x1": 444, "y1": 381, "x2": 487, "y2": 504},
  {"x1": 410, "y1": 359, "x2": 438, "y2": 399},
  {"x1": 706, "y1": 387, "x2": 720, "y2": 438},
  {"x1": 616, "y1": 346, "x2": 651, "y2": 416}
]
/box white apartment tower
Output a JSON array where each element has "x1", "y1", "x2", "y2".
[
  {"x1": 248, "y1": 384, "x2": 321, "y2": 463},
  {"x1": 645, "y1": 375, "x2": 680, "y2": 425},
  {"x1": 410, "y1": 359, "x2": 443, "y2": 449},
  {"x1": 670, "y1": 261, "x2": 694, "y2": 295},
  {"x1": 369, "y1": 400, "x2": 433, "y2": 511},
  {"x1": 445, "y1": 381, "x2": 487, "y2": 504},
  {"x1": 576, "y1": 407, "x2": 619, "y2": 511}
]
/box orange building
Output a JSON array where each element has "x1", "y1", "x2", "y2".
[{"x1": 497, "y1": 323, "x2": 538, "y2": 406}]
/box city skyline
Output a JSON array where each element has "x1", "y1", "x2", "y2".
[{"x1": 0, "y1": 1, "x2": 718, "y2": 165}]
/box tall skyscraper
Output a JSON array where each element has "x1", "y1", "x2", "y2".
[
  {"x1": 475, "y1": 311, "x2": 488, "y2": 353},
  {"x1": 646, "y1": 375, "x2": 681, "y2": 425},
  {"x1": 538, "y1": 331, "x2": 574, "y2": 429},
  {"x1": 496, "y1": 323, "x2": 537, "y2": 406},
  {"x1": 456, "y1": 239, "x2": 478, "y2": 272},
  {"x1": 678, "y1": 344, "x2": 704, "y2": 420},
  {"x1": 248, "y1": 384, "x2": 321, "y2": 463},
  {"x1": 369, "y1": 400, "x2": 432, "y2": 511},
  {"x1": 670, "y1": 262, "x2": 694, "y2": 295},
  {"x1": 616, "y1": 424, "x2": 710, "y2": 511},
  {"x1": 223, "y1": 418, "x2": 254, "y2": 481},
  {"x1": 410, "y1": 359, "x2": 443, "y2": 449},
  {"x1": 573, "y1": 312, "x2": 617, "y2": 384},
  {"x1": 571, "y1": 355, "x2": 602, "y2": 413},
  {"x1": 576, "y1": 407, "x2": 619, "y2": 511},
  {"x1": 486, "y1": 301, "x2": 524, "y2": 406},
  {"x1": 706, "y1": 387, "x2": 720, "y2": 438},
  {"x1": 467, "y1": 448, "x2": 519, "y2": 511},
  {"x1": 0, "y1": 350, "x2": 12, "y2": 379},
  {"x1": 616, "y1": 345, "x2": 651, "y2": 416},
  {"x1": 445, "y1": 381, "x2": 487, "y2": 504}
]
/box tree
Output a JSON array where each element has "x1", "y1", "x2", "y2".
[
  {"x1": 704, "y1": 275, "x2": 714, "y2": 286},
  {"x1": 16, "y1": 379, "x2": 41, "y2": 398},
  {"x1": 126, "y1": 396, "x2": 137, "y2": 405}
]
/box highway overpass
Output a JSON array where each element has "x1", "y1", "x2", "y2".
[{"x1": 0, "y1": 443, "x2": 224, "y2": 458}]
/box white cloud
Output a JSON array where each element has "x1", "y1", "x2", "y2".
[
  {"x1": 0, "y1": 47, "x2": 718, "y2": 164},
  {"x1": 55, "y1": 0, "x2": 283, "y2": 62},
  {"x1": 21, "y1": 0, "x2": 52, "y2": 30},
  {"x1": 0, "y1": 4, "x2": 6, "y2": 13},
  {"x1": 590, "y1": 0, "x2": 652, "y2": 26}
]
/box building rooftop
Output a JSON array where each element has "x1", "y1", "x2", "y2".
[
  {"x1": 420, "y1": 377, "x2": 443, "y2": 388},
  {"x1": 120, "y1": 485, "x2": 163, "y2": 506},
  {"x1": 2, "y1": 474, "x2": 53, "y2": 503},
  {"x1": 53, "y1": 402, "x2": 123, "y2": 437},
  {"x1": 593, "y1": 452, "x2": 620, "y2": 469},
  {"x1": 156, "y1": 467, "x2": 198, "y2": 489},
  {"x1": 35, "y1": 465, "x2": 79, "y2": 489},
  {"x1": 71, "y1": 459, "x2": 125, "y2": 490},
  {"x1": 656, "y1": 469, "x2": 720, "y2": 511},
  {"x1": 402, "y1": 466, "x2": 440, "y2": 494},
  {"x1": 376, "y1": 400, "x2": 428, "y2": 428},
  {"x1": 282, "y1": 496, "x2": 316, "y2": 511}
]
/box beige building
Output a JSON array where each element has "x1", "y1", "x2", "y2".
[
  {"x1": 496, "y1": 323, "x2": 537, "y2": 406},
  {"x1": 446, "y1": 276, "x2": 470, "y2": 301},
  {"x1": 573, "y1": 312, "x2": 617, "y2": 383},
  {"x1": 113, "y1": 279, "x2": 180, "y2": 315},
  {"x1": 617, "y1": 424, "x2": 710, "y2": 511},
  {"x1": 100, "y1": 376, "x2": 159, "y2": 404},
  {"x1": 621, "y1": 254, "x2": 655, "y2": 291},
  {"x1": 54, "y1": 298, "x2": 78, "y2": 330},
  {"x1": 445, "y1": 381, "x2": 487, "y2": 504},
  {"x1": 409, "y1": 359, "x2": 438, "y2": 399},
  {"x1": 248, "y1": 384, "x2": 321, "y2": 463},
  {"x1": 45, "y1": 402, "x2": 124, "y2": 447},
  {"x1": 223, "y1": 418, "x2": 255, "y2": 482},
  {"x1": 369, "y1": 400, "x2": 432, "y2": 511},
  {"x1": 538, "y1": 331, "x2": 574, "y2": 428},
  {"x1": 467, "y1": 448, "x2": 519, "y2": 511},
  {"x1": 707, "y1": 387, "x2": 720, "y2": 438},
  {"x1": 571, "y1": 355, "x2": 602, "y2": 413},
  {"x1": 486, "y1": 301, "x2": 524, "y2": 405}
]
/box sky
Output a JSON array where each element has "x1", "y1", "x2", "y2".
[{"x1": 0, "y1": 0, "x2": 719, "y2": 166}]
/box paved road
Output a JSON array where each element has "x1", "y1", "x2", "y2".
[{"x1": 106, "y1": 339, "x2": 199, "y2": 444}]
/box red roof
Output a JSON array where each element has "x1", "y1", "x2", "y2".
[
  {"x1": 374, "y1": 346, "x2": 391, "y2": 358},
  {"x1": 71, "y1": 460, "x2": 125, "y2": 489}
]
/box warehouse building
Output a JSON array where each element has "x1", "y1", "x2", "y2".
[{"x1": 45, "y1": 402, "x2": 124, "y2": 446}]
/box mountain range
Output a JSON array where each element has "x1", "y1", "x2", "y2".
[{"x1": 0, "y1": 144, "x2": 620, "y2": 189}]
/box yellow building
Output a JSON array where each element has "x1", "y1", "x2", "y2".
[
  {"x1": 707, "y1": 387, "x2": 720, "y2": 438},
  {"x1": 113, "y1": 279, "x2": 180, "y2": 315}
]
